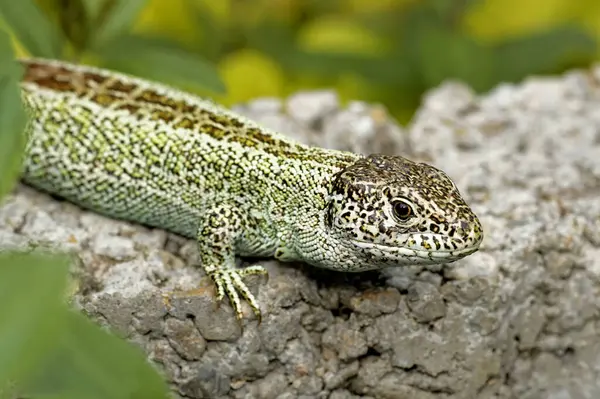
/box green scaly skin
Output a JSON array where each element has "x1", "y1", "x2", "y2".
[{"x1": 18, "y1": 58, "x2": 484, "y2": 321}]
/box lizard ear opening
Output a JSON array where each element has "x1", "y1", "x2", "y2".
[{"x1": 325, "y1": 157, "x2": 387, "y2": 233}]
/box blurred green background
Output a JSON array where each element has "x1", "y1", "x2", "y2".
[{"x1": 4, "y1": 0, "x2": 600, "y2": 122}]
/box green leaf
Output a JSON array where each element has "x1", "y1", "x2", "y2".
[
  {"x1": 0, "y1": 0, "x2": 63, "y2": 58},
  {"x1": 493, "y1": 25, "x2": 596, "y2": 83},
  {"x1": 57, "y1": 0, "x2": 92, "y2": 56},
  {"x1": 428, "y1": 0, "x2": 482, "y2": 26},
  {"x1": 0, "y1": 251, "x2": 70, "y2": 386},
  {"x1": 188, "y1": 0, "x2": 224, "y2": 60},
  {"x1": 23, "y1": 311, "x2": 169, "y2": 399},
  {"x1": 89, "y1": 0, "x2": 148, "y2": 49},
  {"x1": 80, "y1": 0, "x2": 107, "y2": 22},
  {"x1": 249, "y1": 22, "x2": 419, "y2": 88},
  {"x1": 97, "y1": 34, "x2": 226, "y2": 93},
  {"x1": 415, "y1": 27, "x2": 494, "y2": 92},
  {"x1": 0, "y1": 31, "x2": 27, "y2": 201}
]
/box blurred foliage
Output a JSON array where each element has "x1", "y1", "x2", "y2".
[{"x1": 0, "y1": 0, "x2": 598, "y2": 122}]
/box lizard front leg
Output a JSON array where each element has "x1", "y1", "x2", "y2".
[{"x1": 197, "y1": 203, "x2": 268, "y2": 321}]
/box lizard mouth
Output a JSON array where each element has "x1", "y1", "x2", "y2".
[{"x1": 350, "y1": 235, "x2": 482, "y2": 262}]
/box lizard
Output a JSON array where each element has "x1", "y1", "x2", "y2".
[{"x1": 17, "y1": 58, "x2": 484, "y2": 321}]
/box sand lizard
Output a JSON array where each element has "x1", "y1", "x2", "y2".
[{"x1": 18, "y1": 58, "x2": 484, "y2": 321}]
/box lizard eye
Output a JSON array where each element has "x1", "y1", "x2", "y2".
[{"x1": 392, "y1": 200, "x2": 413, "y2": 221}]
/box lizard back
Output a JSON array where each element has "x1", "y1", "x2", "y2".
[{"x1": 19, "y1": 58, "x2": 360, "y2": 245}]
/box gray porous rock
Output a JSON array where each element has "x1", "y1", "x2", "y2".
[{"x1": 2, "y1": 65, "x2": 600, "y2": 398}]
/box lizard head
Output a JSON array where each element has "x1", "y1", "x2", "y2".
[{"x1": 325, "y1": 154, "x2": 483, "y2": 269}]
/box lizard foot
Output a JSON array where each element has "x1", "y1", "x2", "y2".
[{"x1": 208, "y1": 265, "x2": 268, "y2": 322}]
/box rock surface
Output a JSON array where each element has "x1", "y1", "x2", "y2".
[{"x1": 2, "y1": 67, "x2": 600, "y2": 398}]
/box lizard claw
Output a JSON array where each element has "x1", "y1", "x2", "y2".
[{"x1": 209, "y1": 265, "x2": 268, "y2": 322}]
